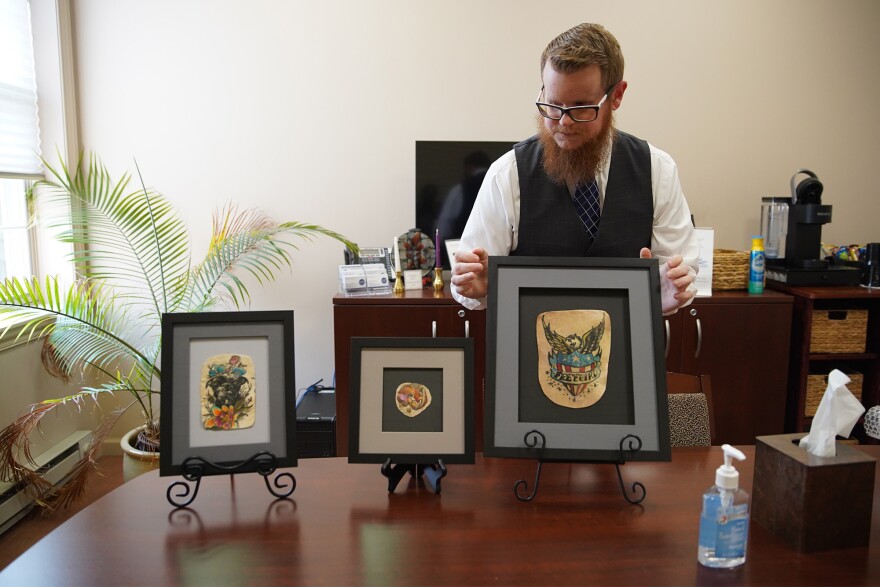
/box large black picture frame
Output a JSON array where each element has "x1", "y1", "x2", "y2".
[
  {"x1": 484, "y1": 256, "x2": 670, "y2": 462},
  {"x1": 159, "y1": 311, "x2": 297, "y2": 477},
  {"x1": 348, "y1": 337, "x2": 475, "y2": 465}
]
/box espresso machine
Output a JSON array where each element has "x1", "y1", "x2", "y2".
[{"x1": 764, "y1": 169, "x2": 861, "y2": 285}]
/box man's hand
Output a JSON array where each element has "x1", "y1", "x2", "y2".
[
  {"x1": 451, "y1": 247, "x2": 489, "y2": 300},
  {"x1": 639, "y1": 248, "x2": 695, "y2": 314}
]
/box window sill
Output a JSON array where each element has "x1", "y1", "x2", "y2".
[{"x1": 0, "y1": 317, "x2": 48, "y2": 352}]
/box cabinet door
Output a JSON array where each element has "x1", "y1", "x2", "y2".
[
  {"x1": 679, "y1": 303, "x2": 791, "y2": 444},
  {"x1": 446, "y1": 306, "x2": 486, "y2": 449}
]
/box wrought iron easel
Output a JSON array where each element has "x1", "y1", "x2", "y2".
[
  {"x1": 166, "y1": 451, "x2": 296, "y2": 508},
  {"x1": 512, "y1": 430, "x2": 646, "y2": 504}
]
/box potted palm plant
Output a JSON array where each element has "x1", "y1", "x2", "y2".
[{"x1": 0, "y1": 154, "x2": 354, "y2": 508}]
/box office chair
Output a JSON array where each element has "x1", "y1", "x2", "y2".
[{"x1": 666, "y1": 372, "x2": 716, "y2": 447}]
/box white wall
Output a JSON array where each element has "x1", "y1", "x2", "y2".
[{"x1": 68, "y1": 0, "x2": 880, "y2": 396}]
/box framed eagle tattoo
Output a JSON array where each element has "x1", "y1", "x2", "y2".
[{"x1": 537, "y1": 309, "x2": 611, "y2": 408}]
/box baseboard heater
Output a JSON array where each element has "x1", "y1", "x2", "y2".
[{"x1": 0, "y1": 430, "x2": 93, "y2": 535}]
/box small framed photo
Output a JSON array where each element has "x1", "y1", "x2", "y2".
[
  {"x1": 159, "y1": 311, "x2": 297, "y2": 477},
  {"x1": 485, "y1": 256, "x2": 670, "y2": 462},
  {"x1": 445, "y1": 238, "x2": 461, "y2": 269},
  {"x1": 349, "y1": 337, "x2": 475, "y2": 464}
]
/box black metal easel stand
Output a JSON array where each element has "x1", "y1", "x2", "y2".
[
  {"x1": 380, "y1": 457, "x2": 447, "y2": 494},
  {"x1": 166, "y1": 451, "x2": 296, "y2": 508},
  {"x1": 513, "y1": 430, "x2": 646, "y2": 504}
]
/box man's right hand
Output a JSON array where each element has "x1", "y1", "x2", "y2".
[{"x1": 451, "y1": 247, "x2": 489, "y2": 300}]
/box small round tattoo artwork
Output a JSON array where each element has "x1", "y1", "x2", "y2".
[{"x1": 395, "y1": 382, "x2": 432, "y2": 417}]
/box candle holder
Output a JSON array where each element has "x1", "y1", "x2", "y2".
[
  {"x1": 432, "y1": 268, "x2": 445, "y2": 292},
  {"x1": 393, "y1": 270, "x2": 404, "y2": 294}
]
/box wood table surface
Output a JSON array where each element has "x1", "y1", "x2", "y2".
[{"x1": 2, "y1": 446, "x2": 879, "y2": 586}]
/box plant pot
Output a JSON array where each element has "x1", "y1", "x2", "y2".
[{"x1": 120, "y1": 426, "x2": 159, "y2": 482}]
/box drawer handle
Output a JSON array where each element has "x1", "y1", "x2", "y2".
[
  {"x1": 465, "y1": 320, "x2": 470, "y2": 338},
  {"x1": 664, "y1": 319, "x2": 670, "y2": 359},
  {"x1": 458, "y1": 309, "x2": 466, "y2": 318},
  {"x1": 694, "y1": 318, "x2": 702, "y2": 359},
  {"x1": 432, "y1": 321, "x2": 437, "y2": 338}
]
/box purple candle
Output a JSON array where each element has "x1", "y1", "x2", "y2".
[{"x1": 435, "y1": 229, "x2": 441, "y2": 268}]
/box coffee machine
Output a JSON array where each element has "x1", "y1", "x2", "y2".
[{"x1": 764, "y1": 169, "x2": 861, "y2": 285}]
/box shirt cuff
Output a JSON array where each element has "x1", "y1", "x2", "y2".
[{"x1": 450, "y1": 283, "x2": 486, "y2": 311}]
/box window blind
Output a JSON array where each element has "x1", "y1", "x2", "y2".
[{"x1": 0, "y1": 0, "x2": 42, "y2": 179}]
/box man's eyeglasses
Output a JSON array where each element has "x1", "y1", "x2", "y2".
[{"x1": 535, "y1": 86, "x2": 614, "y2": 123}]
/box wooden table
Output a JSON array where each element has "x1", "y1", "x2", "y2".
[{"x1": 2, "y1": 446, "x2": 878, "y2": 586}]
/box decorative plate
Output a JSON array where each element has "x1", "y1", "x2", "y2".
[{"x1": 397, "y1": 229, "x2": 436, "y2": 277}]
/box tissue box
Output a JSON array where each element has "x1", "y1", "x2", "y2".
[{"x1": 752, "y1": 433, "x2": 876, "y2": 552}]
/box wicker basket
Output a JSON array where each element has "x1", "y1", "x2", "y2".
[
  {"x1": 805, "y1": 372, "x2": 863, "y2": 417},
  {"x1": 712, "y1": 249, "x2": 749, "y2": 290},
  {"x1": 810, "y1": 309, "x2": 868, "y2": 353}
]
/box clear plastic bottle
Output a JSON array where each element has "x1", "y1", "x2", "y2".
[{"x1": 698, "y1": 444, "x2": 750, "y2": 568}]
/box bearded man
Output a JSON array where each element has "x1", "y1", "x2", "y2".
[{"x1": 451, "y1": 23, "x2": 699, "y2": 315}]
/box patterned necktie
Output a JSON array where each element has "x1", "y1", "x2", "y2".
[{"x1": 573, "y1": 180, "x2": 601, "y2": 240}]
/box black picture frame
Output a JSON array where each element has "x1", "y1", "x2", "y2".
[
  {"x1": 348, "y1": 337, "x2": 475, "y2": 465},
  {"x1": 159, "y1": 311, "x2": 297, "y2": 477},
  {"x1": 484, "y1": 256, "x2": 670, "y2": 462}
]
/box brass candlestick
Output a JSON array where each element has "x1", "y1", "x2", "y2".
[
  {"x1": 393, "y1": 270, "x2": 404, "y2": 294},
  {"x1": 432, "y1": 267, "x2": 445, "y2": 292}
]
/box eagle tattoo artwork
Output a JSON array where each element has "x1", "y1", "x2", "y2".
[{"x1": 536, "y1": 310, "x2": 611, "y2": 408}]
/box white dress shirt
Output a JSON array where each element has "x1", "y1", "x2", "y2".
[{"x1": 451, "y1": 138, "x2": 699, "y2": 310}]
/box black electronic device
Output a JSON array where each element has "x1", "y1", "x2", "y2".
[
  {"x1": 415, "y1": 140, "x2": 515, "y2": 269},
  {"x1": 766, "y1": 169, "x2": 861, "y2": 286},
  {"x1": 296, "y1": 391, "x2": 337, "y2": 458}
]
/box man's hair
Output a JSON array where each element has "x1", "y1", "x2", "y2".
[{"x1": 540, "y1": 23, "x2": 624, "y2": 89}]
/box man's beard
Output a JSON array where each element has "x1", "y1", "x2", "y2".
[{"x1": 537, "y1": 114, "x2": 614, "y2": 185}]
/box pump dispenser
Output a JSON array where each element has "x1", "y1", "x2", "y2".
[{"x1": 698, "y1": 444, "x2": 750, "y2": 568}]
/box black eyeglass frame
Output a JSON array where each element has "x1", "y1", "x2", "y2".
[{"x1": 535, "y1": 84, "x2": 617, "y2": 123}]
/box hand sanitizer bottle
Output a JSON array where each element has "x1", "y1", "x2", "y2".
[{"x1": 698, "y1": 444, "x2": 750, "y2": 568}]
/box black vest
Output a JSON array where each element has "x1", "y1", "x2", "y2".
[{"x1": 512, "y1": 131, "x2": 653, "y2": 257}]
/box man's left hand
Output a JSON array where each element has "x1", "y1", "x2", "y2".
[{"x1": 639, "y1": 248, "x2": 695, "y2": 314}]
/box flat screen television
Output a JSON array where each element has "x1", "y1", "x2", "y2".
[{"x1": 415, "y1": 140, "x2": 516, "y2": 269}]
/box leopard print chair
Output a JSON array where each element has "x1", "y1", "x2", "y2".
[{"x1": 666, "y1": 373, "x2": 715, "y2": 447}]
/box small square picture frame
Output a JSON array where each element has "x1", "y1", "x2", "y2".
[
  {"x1": 159, "y1": 310, "x2": 297, "y2": 477},
  {"x1": 348, "y1": 337, "x2": 475, "y2": 464}
]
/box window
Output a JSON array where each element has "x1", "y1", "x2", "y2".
[
  {"x1": 0, "y1": 178, "x2": 33, "y2": 280},
  {"x1": 0, "y1": 0, "x2": 43, "y2": 281}
]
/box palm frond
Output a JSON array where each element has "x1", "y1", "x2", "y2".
[
  {"x1": 186, "y1": 206, "x2": 356, "y2": 310},
  {"x1": 36, "y1": 154, "x2": 192, "y2": 320},
  {"x1": 0, "y1": 276, "x2": 153, "y2": 379},
  {"x1": 0, "y1": 402, "x2": 123, "y2": 510}
]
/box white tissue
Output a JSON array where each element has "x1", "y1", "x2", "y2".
[{"x1": 798, "y1": 369, "x2": 865, "y2": 457}]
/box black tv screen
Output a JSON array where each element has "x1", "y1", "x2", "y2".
[{"x1": 415, "y1": 140, "x2": 516, "y2": 269}]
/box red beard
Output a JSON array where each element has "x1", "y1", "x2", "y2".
[{"x1": 537, "y1": 113, "x2": 614, "y2": 185}]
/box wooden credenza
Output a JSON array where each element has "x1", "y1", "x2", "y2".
[
  {"x1": 664, "y1": 291, "x2": 794, "y2": 444},
  {"x1": 333, "y1": 286, "x2": 485, "y2": 456}
]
